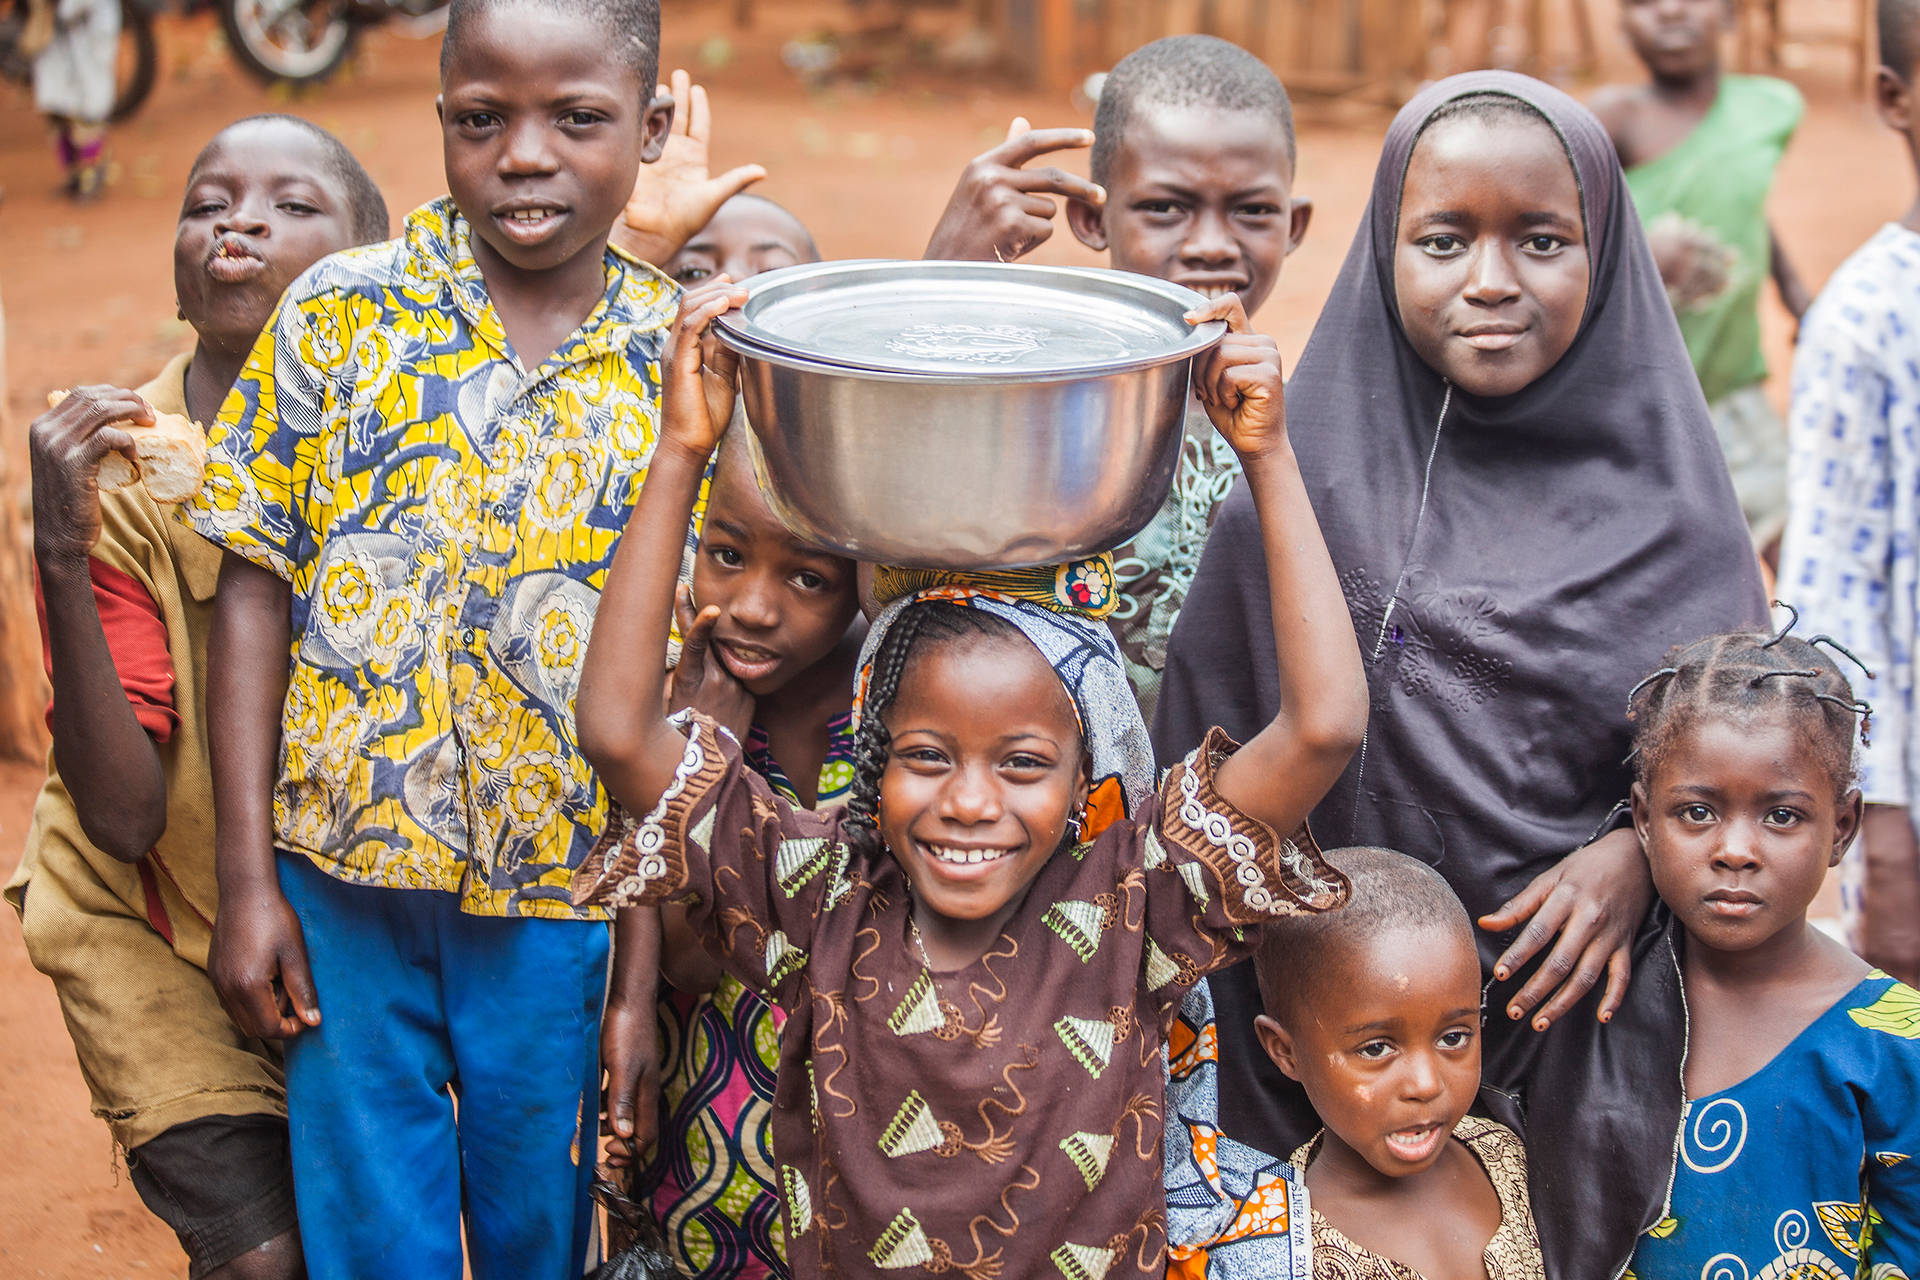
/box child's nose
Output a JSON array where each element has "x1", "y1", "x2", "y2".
[
  {"x1": 500, "y1": 120, "x2": 560, "y2": 175},
  {"x1": 1400, "y1": 1050, "x2": 1444, "y2": 1102},
  {"x1": 1711, "y1": 822, "x2": 1763, "y2": 870},
  {"x1": 1462, "y1": 242, "x2": 1522, "y2": 306},
  {"x1": 216, "y1": 202, "x2": 270, "y2": 237},
  {"x1": 731, "y1": 579, "x2": 780, "y2": 630},
  {"x1": 1179, "y1": 211, "x2": 1238, "y2": 264},
  {"x1": 937, "y1": 765, "x2": 1004, "y2": 824}
]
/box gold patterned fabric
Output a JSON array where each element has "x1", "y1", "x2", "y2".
[
  {"x1": 1288, "y1": 1116, "x2": 1544, "y2": 1279},
  {"x1": 869, "y1": 553, "x2": 1120, "y2": 619},
  {"x1": 185, "y1": 197, "x2": 682, "y2": 919}
]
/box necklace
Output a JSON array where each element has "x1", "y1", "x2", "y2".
[{"x1": 908, "y1": 910, "x2": 937, "y2": 972}]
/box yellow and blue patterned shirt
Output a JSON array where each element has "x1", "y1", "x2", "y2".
[{"x1": 186, "y1": 197, "x2": 679, "y2": 919}]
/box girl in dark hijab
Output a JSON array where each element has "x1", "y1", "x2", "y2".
[{"x1": 1157, "y1": 71, "x2": 1765, "y2": 1277}]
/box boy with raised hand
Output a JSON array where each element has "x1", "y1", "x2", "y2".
[
  {"x1": 182, "y1": 1, "x2": 727, "y2": 1273},
  {"x1": 13, "y1": 114, "x2": 385, "y2": 1280},
  {"x1": 1776, "y1": 0, "x2": 1920, "y2": 989},
  {"x1": 924, "y1": 34, "x2": 1311, "y2": 723},
  {"x1": 1592, "y1": 0, "x2": 1809, "y2": 555}
]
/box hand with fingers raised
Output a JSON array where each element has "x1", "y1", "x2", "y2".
[
  {"x1": 618, "y1": 68, "x2": 768, "y2": 267},
  {"x1": 1185, "y1": 292, "x2": 1286, "y2": 462},
  {"x1": 923, "y1": 117, "x2": 1106, "y2": 263}
]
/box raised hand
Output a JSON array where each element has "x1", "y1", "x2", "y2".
[
  {"x1": 618, "y1": 68, "x2": 768, "y2": 265},
  {"x1": 923, "y1": 117, "x2": 1105, "y2": 263},
  {"x1": 1186, "y1": 293, "x2": 1286, "y2": 460},
  {"x1": 662, "y1": 278, "x2": 749, "y2": 461}
]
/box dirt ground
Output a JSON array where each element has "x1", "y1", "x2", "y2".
[{"x1": 0, "y1": 1, "x2": 1907, "y2": 1274}]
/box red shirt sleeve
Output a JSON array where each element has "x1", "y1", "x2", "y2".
[{"x1": 34, "y1": 559, "x2": 180, "y2": 742}]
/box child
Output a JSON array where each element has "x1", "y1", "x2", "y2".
[
  {"x1": 31, "y1": 0, "x2": 119, "y2": 198},
  {"x1": 7, "y1": 115, "x2": 384, "y2": 1280},
  {"x1": 1625, "y1": 627, "x2": 1920, "y2": 1274},
  {"x1": 182, "y1": 0, "x2": 694, "y2": 1272},
  {"x1": 1775, "y1": 0, "x2": 1920, "y2": 990},
  {"x1": 1168, "y1": 848, "x2": 1542, "y2": 1278},
  {"x1": 923, "y1": 34, "x2": 1310, "y2": 723},
  {"x1": 1591, "y1": 0, "x2": 1809, "y2": 552},
  {"x1": 571, "y1": 276, "x2": 1368, "y2": 1275},
  {"x1": 1155, "y1": 72, "x2": 1767, "y2": 1279},
  {"x1": 661, "y1": 191, "x2": 818, "y2": 288}
]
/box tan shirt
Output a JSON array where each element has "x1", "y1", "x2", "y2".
[{"x1": 6, "y1": 353, "x2": 224, "y2": 967}]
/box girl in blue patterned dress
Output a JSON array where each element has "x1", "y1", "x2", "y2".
[{"x1": 1626, "y1": 624, "x2": 1920, "y2": 1277}]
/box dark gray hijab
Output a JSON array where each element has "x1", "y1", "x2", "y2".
[{"x1": 1155, "y1": 71, "x2": 1765, "y2": 1278}]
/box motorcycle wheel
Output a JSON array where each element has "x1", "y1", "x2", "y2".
[
  {"x1": 108, "y1": 0, "x2": 158, "y2": 122},
  {"x1": 218, "y1": 0, "x2": 354, "y2": 85}
]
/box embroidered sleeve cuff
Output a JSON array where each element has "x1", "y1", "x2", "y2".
[
  {"x1": 571, "y1": 712, "x2": 730, "y2": 908},
  {"x1": 1161, "y1": 726, "x2": 1350, "y2": 921}
]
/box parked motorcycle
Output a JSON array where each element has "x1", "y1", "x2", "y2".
[
  {"x1": 0, "y1": 0, "x2": 159, "y2": 122},
  {"x1": 219, "y1": 0, "x2": 447, "y2": 88}
]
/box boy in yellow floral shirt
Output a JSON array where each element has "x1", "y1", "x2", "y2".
[{"x1": 182, "y1": 0, "x2": 733, "y2": 1274}]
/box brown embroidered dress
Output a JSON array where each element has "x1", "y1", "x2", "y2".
[
  {"x1": 575, "y1": 714, "x2": 1346, "y2": 1279},
  {"x1": 1287, "y1": 1116, "x2": 1544, "y2": 1280}
]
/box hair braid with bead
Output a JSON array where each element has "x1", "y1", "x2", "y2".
[
  {"x1": 842, "y1": 602, "x2": 1051, "y2": 860},
  {"x1": 1627, "y1": 614, "x2": 1873, "y2": 798}
]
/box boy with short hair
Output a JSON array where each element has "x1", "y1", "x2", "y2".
[
  {"x1": 924, "y1": 33, "x2": 1310, "y2": 722},
  {"x1": 183, "y1": 1, "x2": 698, "y2": 1273},
  {"x1": 1592, "y1": 0, "x2": 1809, "y2": 552},
  {"x1": 1775, "y1": 0, "x2": 1920, "y2": 990},
  {"x1": 10, "y1": 114, "x2": 385, "y2": 1280},
  {"x1": 1166, "y1": 849, "x2": 1541, "y2": 1278}
]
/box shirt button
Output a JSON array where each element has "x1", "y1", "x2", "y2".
[
  {"x1": 491, "y1": 502, "x2": 509, "y2": 520},
  {"x1": 463, "y1": 628, "x2": 478, "y2": 646}
]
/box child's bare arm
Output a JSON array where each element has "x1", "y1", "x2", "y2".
[
  {"x1": 1194, "y1": 296, "x2": 1368, "y2": 836},
  {"x1": 206, "y1": 551, "x2": 318, "y2": 1040},
  {"x1": 602, "y1": 906, "x2": 663, "y2": 1165},
  {"x1": 579, "y1": 281, "x2": 749, "y2": 813},
  {"x1": 29, "y1": 387, "x2": 166, "y2": 861}
]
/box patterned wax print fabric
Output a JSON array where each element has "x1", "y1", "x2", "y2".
[
  {"x1": 644, "y1": 709, "x2": 857, "y2": 1279},
  {"x1": 1625, "y1": 972, "x2": 1920, "y2": 1279},
  {"x1": 1288, "y1": 1120, "x2": 1542, "y2": 1280},
  {"x1": 1624, "y1": 75, "x2": 1803, "y2": 406},
  {"x1": 1110, "y1": 404, "x2": 1241, "y2": 726},
  {"x1": 858, "y1": 558, "x2": 1153, "y2": 841},
  {"x1": 1164, "y1": 981, "x2": 1311, "y2": 1279},
  {"x1": 571, "y1": 714, "x2": 1347, "y2": 1279},
  {"x1": 1776, "y1": 224, "x2": 1920, "y2": 949},
  {"x1": 186, "y1": 197, "x2": 682, "y2": 920}
]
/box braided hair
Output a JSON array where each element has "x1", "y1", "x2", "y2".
[
  {"x1": 1627, "y1": 611, "x2": 1872, "y2": 798},
  {"x1": 842, "y1": 601, "x2": 1076, "y2": 860}
]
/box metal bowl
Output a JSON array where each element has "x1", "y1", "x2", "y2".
[{"x1": 713, "y1": 259, "x2": 1224, "y2": 569}]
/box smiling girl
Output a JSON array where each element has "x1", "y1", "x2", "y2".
[
  {"x1": 573, "y1": 278, "x2": 1368, "y2": 1277},
  {"x1": 1625, "y1": 624, "x2": 1920, "y2": 1276},
  {"x1": 1157, "y1": 71, "x2": 1767, "y2": 1277}
]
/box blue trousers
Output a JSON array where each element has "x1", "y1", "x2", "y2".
[{"x1": 277, "y1": 853, "x2": 610, "y2": 1280}]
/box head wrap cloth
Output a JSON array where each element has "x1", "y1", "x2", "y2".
[{"x1": 856, "y1": 553, "x2": 1152, "y2": 841}]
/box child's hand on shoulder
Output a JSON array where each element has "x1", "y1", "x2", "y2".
[
  {"x1": 1186, "y1": 294, "x2": 1287, "y2": 460},
  {"x1": 29, "y1": 385, "x2": 153, "y2": 566},
  {"x1": 663, "y1": 278, "x2": 748, "y2": 462},
  {"x1": 668, "y1": 583, "x2": 755, "y2": 740}
]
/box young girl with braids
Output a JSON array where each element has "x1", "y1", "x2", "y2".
[
  {"x1": 571, "y1": 276, "x2": 1367, "y2": 1278},
  {"x1": 1625, "y1": 623, "x2": 1920, "y2": 1277}
]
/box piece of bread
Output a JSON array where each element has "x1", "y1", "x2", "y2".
[{"x1": 45, "y1": 390, "x2": 209, "y2": 503}]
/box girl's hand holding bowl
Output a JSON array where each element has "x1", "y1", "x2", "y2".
[
  {"x1": 662, "y1": 277, "x2": 749, "y2": 462},
  {"x1": 1186, "y1": 292, "x2": 1287, "y2": 461}
]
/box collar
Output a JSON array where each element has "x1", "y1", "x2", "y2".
[{"x1": 401, "y1": 196, "x2": 677, "y2": 369}]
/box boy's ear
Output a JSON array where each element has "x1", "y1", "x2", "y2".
[
  {"x1": 640, "y1": 91, "x2": 675, "y2": 165},
  {"x1": 1066, "y1": 196, "x2": 1108, "y2": 253},
  {"x1": 1876, "y1": 66, "x2": 1915, "y2": 137},
  {"x1": 1286, "y1": 197, "x2": 1313, "y2": 255},
  {"x1": 1833, "y1": 788, "x2": 1866, "y2": 866},
  {"x1": 1253, "y1": 1013, "x2": 1300, "y2": 1081}
]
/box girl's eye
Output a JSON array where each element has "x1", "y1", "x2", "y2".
[
  {"x1": 1419, "y1": 234, "x2": 1465, "y2": 256},
  {"x1": 674, "y1": 265, "x2": 713, "y2": 285},
  {"x1": 1679, "y1": 803, "x2": 1714, "y2": 824},
  {"x1": 279, "y1": 201, "x2": 320, "y2": 216},
  {"x1": 1764, "y1": 807, "x2": 1803, "y2": 827},
  {"x1": 895, "y1": 746, "x2": 948, "y2": 767},
  {"x1": 794, "y1": 571, "x2": 826, "y2": 592},
  {"x1": 1354, "y1": 1039, "x2": 1395, "y2": 1061},
  {"x1": 1438, "y1": 1028, "x2": 1473, "y2": 1051},
  {"x1": 708, "y1": 546, "x2": 742, "y2": 567},
  {"x1": 1003, "y1": 753, "x2": 1049, "y2": 772},
  {"x1": 187, "y1": 200, "x2": 223, "y2": 216},
  {"x1": 1524, "y1": 234, "x2": 1565, "y2": 253}
]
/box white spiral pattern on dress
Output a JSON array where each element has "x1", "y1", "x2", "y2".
[
  {"x1": 1701, "y1": 1252, "x2": 1750, "y2": 1280},
  {"x1": 1681, "y1": 1097, "x2": 1748, "y2": 1174}
]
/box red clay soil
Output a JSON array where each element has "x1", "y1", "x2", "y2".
[{"x1": 0, "y1": 2, "x2": 1906, "y2": 1273}]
